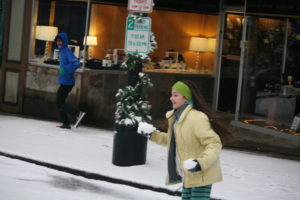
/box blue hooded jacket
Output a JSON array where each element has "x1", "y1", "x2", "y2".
[{"x1": 54, "y1": 32, "x2": 80, "y2": 85}]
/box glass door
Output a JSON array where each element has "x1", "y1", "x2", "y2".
[{"x1": 0, "y1": 0, "x2": 32, "y2": 113}]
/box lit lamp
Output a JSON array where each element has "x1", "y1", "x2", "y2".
[
  {"x1": 207, "y1": 38, "x2": 216, "y2": 52},
  {"x1": 189, "y1": 37, "x2": 208, "y2": 70},
  {"x1": 205, "y1": 38, "x2": 217, "y2": 73},
  {"x1": 83, "y1": 36, "x2": 98, "y2": 59},
  {"x1": 36, "y1": 25, "x2": 58, "y2": 58}
]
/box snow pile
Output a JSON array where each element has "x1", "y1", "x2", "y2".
[
  {"x1": 137, "y1": 122, "x2": 156, "y2": 138},
  {"x1": 183, "y1": 158, "x2": 197, "y2": 170}
]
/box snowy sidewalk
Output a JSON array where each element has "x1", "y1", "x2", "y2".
[{"x1": 0, "y1": 113, "x2": 300, "y2": 200}]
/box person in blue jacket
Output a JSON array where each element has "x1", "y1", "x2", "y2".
[{"x1": 54, "y1": 32, "x2": 85, "y2": 129}]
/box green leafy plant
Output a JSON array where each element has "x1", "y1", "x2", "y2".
[
  {"x1": 115, "y1": 72, "x2": 153, "y2": 126},
  {"x1": 121, "y1": 53, "x2": 150, "y2": 71}
]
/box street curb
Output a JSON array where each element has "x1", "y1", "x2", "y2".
[
  {"x1": 0, "y1": 151, "x2": 181, "y2": 196},
  {"x1": 0, "y1": 151, "x2": 222, "y2": 199}
]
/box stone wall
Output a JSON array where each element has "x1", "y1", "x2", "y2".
[
  {"x1": 24, "y1": 65, "x2": 82, "y2": 121},
  {"x1": 80, "y1": 70, "x2": 127, "y2": 128},
  {"x1": 23, "y1": 66, "x2": 214, "y2": 129},
  {"x1": 24, "y1": 65, "x2": 127, "y2": 128}
]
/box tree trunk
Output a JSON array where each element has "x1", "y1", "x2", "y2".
[{"x1": 127, "y1": 63, "x2": 143, "y2": 87}]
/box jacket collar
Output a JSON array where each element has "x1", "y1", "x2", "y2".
[
  {"x1": 166, "y1": 104, "x2": 193, "y2": 124},
  {"x1": 174, "y1": 104, "x2": 188, "y2": 122}
]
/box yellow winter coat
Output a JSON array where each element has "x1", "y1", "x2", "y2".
[{"x1": 150, "y1": 104, "x2": 222, "y2": 188}]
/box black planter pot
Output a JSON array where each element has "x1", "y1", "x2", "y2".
[{"x1": 112, "y1": 124, "x2": 148, "y2": 166}]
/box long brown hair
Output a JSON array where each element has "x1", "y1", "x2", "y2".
[{"x1": 181, "y1": 80, "x2": 233, "y2": 145}]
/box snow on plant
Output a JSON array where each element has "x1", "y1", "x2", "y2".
[
  {"x1": 121, "y1": 53, "x2": 150, "y2": 71},
  {"x1": 115, "y1": 72, "x2": 153, "y2": 126},
  {"x1": 149, "y1": 32, "x2": 157, "y2": 53}
]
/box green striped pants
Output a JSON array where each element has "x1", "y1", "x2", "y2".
[{"x1": 181, "y1": 185, "x2": 212, "y2": 200}]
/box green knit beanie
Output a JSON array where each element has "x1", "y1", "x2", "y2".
[{"x1": 172, "y1": 81, "x2": 192, "y2": 100}]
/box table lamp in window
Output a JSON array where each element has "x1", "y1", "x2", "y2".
[
  {"x1": 36, "y1": 26, "x2": 58, "y2": 58},
  {"x1": 189, "y1": 37, "x2": 208, "y2": 70},
  {"x1": 207, "y1": 38, "x2": 216, "y2": 53},
  {"x1": 83, "y1": 36, "x2": 98, "y2": 59},
  {"x1": 205, "y1": 38, "x2": 217, "y2": 72}
]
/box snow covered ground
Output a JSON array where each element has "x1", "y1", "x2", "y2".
[
  {"x1": 0, "y1": 156, "x2": 178, "y2": 200},
  {"x1": 0, "y1": 114, "x2": 300, "y2": 200}
]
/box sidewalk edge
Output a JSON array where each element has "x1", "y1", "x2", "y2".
[
  {"x1": 0, "y1": 151, "x2": 181, "y2": 196},
  {"x1": 0, "y1": 151, "x2": 223, "y2": 200}
]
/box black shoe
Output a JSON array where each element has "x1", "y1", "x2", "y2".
[
  {"x1": 74, "y1": 111, "x2": 86, "y2": 128},
  {"x1": 59, "y1": 124, "x2": 71, "y2": 129}
]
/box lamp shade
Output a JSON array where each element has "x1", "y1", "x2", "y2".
[
  {"x1": 207, "y1": 38, "x2": 216, "y2": 52},
  {"x1": 83, "y1": 36, "x2": 98, "y2": 46},
  {"x1": 189, "y1": 37, "x2": 207, "y2": 52},
  {"x1": 36, "y1": 26, "x2": 58, "y2": 41}
]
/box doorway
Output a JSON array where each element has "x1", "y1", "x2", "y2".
[{"x1": 0, "y1": 0, "x2": 33, "y2": 113}]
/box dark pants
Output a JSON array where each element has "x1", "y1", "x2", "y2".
[{"x1": 56, "y1": 84, "x2": 79, "y2": 125}]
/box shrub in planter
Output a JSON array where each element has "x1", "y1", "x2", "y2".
[
  {"x1": 112, "y1": 58, "x2": 153, "y2": 166},
  {"x1": 112, "y1": 16, "x2": 157, "y2": 166}
]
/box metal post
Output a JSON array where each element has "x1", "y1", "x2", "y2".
[
  {"x1": 234, "y1": 0, "x2": 248, "y2": 121},
  {"x1": 212, "y1": 0, "x2": 226, "y2": 112},
  {"x1": 82, "y1": 0, "x2": 91, "y2": 69},
  {"x1": 281, "y1": 18, "x2": 289, "y2": 75}
]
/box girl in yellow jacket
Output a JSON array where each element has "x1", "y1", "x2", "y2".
[{"x1": 138, "y1": 80, "x2": 232, "y2": 200}]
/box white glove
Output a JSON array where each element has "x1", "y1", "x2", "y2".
[
  {"x1": 184, "y1": 158, "x2": 201, "y2": 172},
  {"x1": 137, "y1": 122, "x2": 156, "y2": 139}
]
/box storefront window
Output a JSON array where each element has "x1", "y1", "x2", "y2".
[
  {"x1": 30, "y1": 0, "x2": 87, "y2": 66},
  {"x1": 285, "y1": 19, "x2": 300, "y2": 97},
  {"x1": 217, "y1": 13, "x2": 243, "y2": 113},
  {"x1": 88, "y1": 4, "x2": 218, "y2": 74},
  {"x1": 238, "y1": 16, "x2": 300, "y2": 136},
  {"x1": 144, "y1": 11, "x2": 218, "y2": 75},
  {"x1": 29, "y1": 0, "x2": 218, "y2": 74}
]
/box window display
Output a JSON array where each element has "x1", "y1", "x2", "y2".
[
  {"x1": 237, "y1": 16, "x2": 300, "y2": 136},
  {"x1": 30, "y1": 0, "x2": 87, "y2": 66},
  {"x1": 29, "y1": 0, "x2": 218, "y2": 74},
  {"x1": 217, "y1": 13, "x2": 300, "y2": 137}
]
